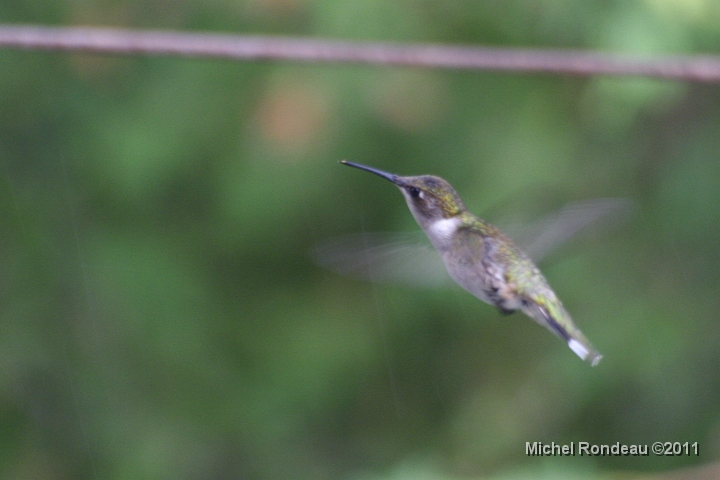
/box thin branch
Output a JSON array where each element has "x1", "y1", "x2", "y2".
[{"x1": 2, "y1": 24, "x2": 720, "y2": 82}]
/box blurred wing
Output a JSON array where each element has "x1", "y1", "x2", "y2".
[
  {"x1": 310, "y1": 232, "x2": 449, "y2": 288},
  {"x1": 508, "y1": 198, "x2": 635, "y2": 262},
  {"x1": 312, "y1": 199, "x2": 634, "y2": 286}
]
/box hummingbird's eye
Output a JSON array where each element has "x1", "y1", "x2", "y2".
[{"x1": 408, "y1": 187, "x2": 421, "y2": 198}]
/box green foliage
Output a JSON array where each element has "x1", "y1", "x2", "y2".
[{"x1": 1, "y1": 1, "x2": 720, "y2": 479}]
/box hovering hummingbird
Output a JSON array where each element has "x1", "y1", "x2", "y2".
[{"x1": 338, "y1": 160, "x2": 603, "y2": 366}]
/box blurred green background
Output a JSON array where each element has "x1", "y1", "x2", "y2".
[{"x1": 1, "y1": 1, "x2": 720, "y2": 479}]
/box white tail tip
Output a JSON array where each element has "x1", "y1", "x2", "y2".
[{"x1": 568, "y1": 339, "x2": 602, "y2": 366}]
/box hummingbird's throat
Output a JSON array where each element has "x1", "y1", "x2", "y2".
[{"x1": 429, "y1": 217, "x2": 461, "y2": 240}]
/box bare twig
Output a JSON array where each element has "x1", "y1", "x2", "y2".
[{"x1": 2, "y1": 24, "x2": 720, "y2": 82}]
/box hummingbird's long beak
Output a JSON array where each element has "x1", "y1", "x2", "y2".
[{"x1": 340, "y1": 160, "x2": 404, "y2": 186}]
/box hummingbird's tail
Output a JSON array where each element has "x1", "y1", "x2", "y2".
[
  {"x1": 567, "y1": 337, "x2": 602, "y2": 367},
  {"x1": 522, "y1": 301, "x2": 602, "y2": 366}
]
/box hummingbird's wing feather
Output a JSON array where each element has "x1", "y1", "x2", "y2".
[
  {"x1": 310, "y1": 232, "x2": 449, "y2": 287},
  {"x1": 312, "y1": 199, "x2": 632, "y2": 290},
  {"x1": 508, "y1": 198, "x2": 634, "y2": 263}
]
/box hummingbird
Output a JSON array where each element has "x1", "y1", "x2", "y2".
[{"x1": 339, "y1": 160, "x2": 602, "y2": 366}]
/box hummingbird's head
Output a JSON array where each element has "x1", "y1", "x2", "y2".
[{"x1": 341, "y1": 161, "x2": 466, "y2": 227}]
